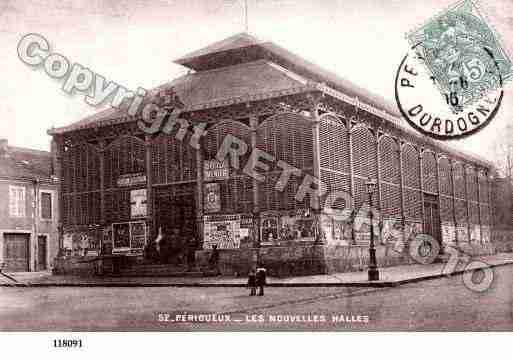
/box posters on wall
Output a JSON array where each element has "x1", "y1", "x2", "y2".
[
  {"x1": 130, "y1": 222, "x2": 147, "y2": 249},
  {"x1": 112, "y1": 221, "x2": 147, "y2": 253},
  {"x1": 113, "y1": 222, "x2": 130, "y2": 250},
  {"x1": 204, "y1": 183, "x2": 221, "y2": 213},
  {"x1": 130, "y1": 189, "x2": 147, "y2": 218},
  {"x1": 62, "y1": 230, "x2": 101, "y2": 256},
  {"x1": 203, "y1": 214, "x2": 253, "y2": 249},
  {"x1": 261, "y1": 211, "x2": 318, "y2": 244}
]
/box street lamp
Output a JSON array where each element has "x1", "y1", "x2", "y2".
[{"x1": 366, "y1": 178, "x2": 379, "y2": 281}]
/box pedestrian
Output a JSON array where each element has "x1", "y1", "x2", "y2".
[
  {"x1": 247, "y1": 269, "x2": 257, "y2": 296},
  {"x1": 209, "y1": 244, "x2": 220, "y2": 275},
  {"x1": 256, "y1": 265, "x2": 267, "y2": 296},
  {"x1": 186, "y1": 235, "x2": 197, "y2": 271},
  {"x1": 154, "y1": 227, "x2": 164, "y2": 263}
]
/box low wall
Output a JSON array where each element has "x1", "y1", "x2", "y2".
[
  {"x1": 52, "y1": 233, "x2": 512, "y2": 277},
  {"x1": 52, "y1": 255, "x2": 139, "y2": 276},
  {"x1": 53, "y1": 257, "x2": 98, "y2": 276},
  {"x1": 492, "y1": 229, "x2": 513, "y2": 252},
  {"x1": 195, "y1": 243, "x2": 415, "y2": 277}
]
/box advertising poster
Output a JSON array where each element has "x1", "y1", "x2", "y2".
[
  {"x1": 203, "y1": 214, "x2": 241, "y2": 249},
  {"x1": 130, "y1": 189, "x2": 147, "y2": 218},
  {"x1": 204, "y1": 182, "x2": 221, "y2": 213}
]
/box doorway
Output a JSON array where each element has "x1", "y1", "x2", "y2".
[
  {"x1": 37, "y1": 235, "x2": 47, "y2": 271},
  {"x1": 3, "y1": 233, "x2": 30, "y2": 272},
  {"x1": 155, "y1": 190, "x2": 196, "y2": 261},
  {"x1": 423, "y1": 194, "x2": 442, "y2": 245}
]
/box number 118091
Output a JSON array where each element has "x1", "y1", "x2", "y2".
[{"x1": 53, "y1": 339, "x2": 82, "y2": 348}]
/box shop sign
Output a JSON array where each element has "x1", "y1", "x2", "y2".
[
  {"x1": 204, "y1": 183, "x2": 221, "y2": 213},
  {"x1": 117, "y1": 173, "x2": 147, "y2": 187},
  {"x1": 130, "y1": 189, "x2": 147, "y2": 218},
  {"x1": 203, "y1": 160, "x2": 229, "y2": 181}
]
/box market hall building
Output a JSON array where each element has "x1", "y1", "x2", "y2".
[{"x1": 49, "y1": 33, "x2": 497, "y2": 275}]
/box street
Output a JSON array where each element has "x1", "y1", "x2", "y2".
[{"x1": 1, "y1": 265, "x2": 512, "y2": 331}]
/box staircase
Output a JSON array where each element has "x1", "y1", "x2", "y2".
[
  {"x1": 115, "y1": 261, "x2": 220, "y2": 277},
  {"x1": 116, "y1": 262, "x2": 204, "y2": 277}
]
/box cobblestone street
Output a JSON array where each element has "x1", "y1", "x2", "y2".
[{"x1": 1, "y1": 265, "x2": 512, "y2": 331}]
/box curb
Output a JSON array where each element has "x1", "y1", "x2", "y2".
[{"x1": 1, "y1": 261, "x2": 512, "y2": 288}]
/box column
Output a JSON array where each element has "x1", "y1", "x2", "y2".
[
  {"x1": 99, "y1": 140, "x2": 106, "y2": 226},
  {"x1": 32, "y1": 179, "x2": 40, "y2": 271},
  {"x1": 376, "y1": 131, "x2": 382, "y2": 243},
  {"x1": 98, "y1": 140, "x2": 106, "y2": 253},
  {"x1": 145, "y1": 135, "x2": 155, "y2": 240},
  {"x1": 435, "y1": 154, "x2": 443, "y2": 246},
  {"x1": 398, "y1": 140, "x2": 406, "y2": 244},
  {"x1": 311, "y1": 101, "x2": 322, "y2": 244},
  {"x1": 450, "y1": 160, "x2": 458, "y2": 243},
  {"x1": 348, "y1": 121, "x2": 356, "y2": 244},
  {"x1": 53, "y1": 137, "x2": 65, "y2": 255},
  {"x1": 419, "y1": 149, "x2": 426, "y2": 233},
  {"x1": 196, "y1": 139, "x2": 204, "y2": 246},
  {"x1": 464, "y1": 165, "x2": 471, "y2": 241},
  {"x1": 487, "y1": 173, "x2": 493, "y2": 236},
  {"x1": 250, "y1": 116, "x2": 260, "y2": 248},
  {"x1": 476, "y1": 168, "x2": 482, "y2": 243}
]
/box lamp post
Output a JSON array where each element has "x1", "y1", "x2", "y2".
[{"x1": 366, "y1": 178, "x2": 379, "y2": 281}]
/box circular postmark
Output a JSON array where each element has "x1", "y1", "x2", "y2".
[{"x1": 395, "y1": 46, "x2": 504, "y2": 140}]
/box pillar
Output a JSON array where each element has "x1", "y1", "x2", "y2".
[
  {"x1": 398, "y1": 140, "x2": 407, "y2": 244},
  {"x1": 476, "y1": 168, "x2": 482, "y2": 243},
  {"x1": 53, "y1": 136, "x2": 65, "y2": 255},
  {"x1": 31, "y1": 179, "x2": 40, "y2": 271},
  {"x1": 98, "y1": 140, "x2": 106, "y2": 252},
  {"x1": 419, "y1": 148, "x2": 426, "y2": 233},
  {"x1": 464, "y1": 165, "x2": 471, "y2": 241},
  {"x1": 249, "y1": 116, "x2": 260, "y2": 248},
  {"x1": 311, "y1": 99, "x2": 322, "y2": 244},
  {"x1": 348, "y1": 120, "x2": 356, "y2": 244},
  {"x1": 145, "y1": 135, "x2": 155, "y2": 240},
  {"x1": 435, "y1": 154, "x2": 443, "y2": 245},
  {"x1": 196, "y1": 138, "x2": 204, "y2": 246},
  {"x1": 450, "y1": 160, "x2": 458, "y2": 243},
  {"x1": 376, "y1": 131, "x2": 382, "y2": 243}
]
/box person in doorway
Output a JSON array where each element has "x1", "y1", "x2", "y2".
[
  {"x1": 247, "y1": 269, "x2": 257, "y2": 296},
  {"x1": 167, "y1": 228, "x2": 181, "y2": 264},
  {"x1": 256, "y1": 265, "x2": 267, "y2": 296},
  {"x1": 154, "y1": 227, "x2": 164, "y2": 262},
  {"x1": 209, "y1": 244, "x2": 220, "y2": 275},
  {"x1": 186, "y1": 235, "x2": 197, "y2": 271}
]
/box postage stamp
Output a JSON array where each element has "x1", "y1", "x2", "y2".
[{"x1": 406, "y1": 0, "x2": 512, "y2": 113}]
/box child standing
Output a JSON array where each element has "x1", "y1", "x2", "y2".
[
  {"x1": 247, "y1": 269, "x2": 257, "y2": 296},
  {"x1": 256, "y1": 266, "x2": 267, "y2": 296}
]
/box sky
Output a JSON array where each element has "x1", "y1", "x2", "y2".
[{"x1": 1, "y1": 0, "x2": 512, "y2": 161}]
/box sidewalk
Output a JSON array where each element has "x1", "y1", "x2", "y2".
[{"x1": 2, "y1": 252, "x2": 513, "y2": 287}]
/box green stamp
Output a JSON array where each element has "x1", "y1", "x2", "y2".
[{"x1": 406, "y1": 0, "x2": 512, "y2": 112}]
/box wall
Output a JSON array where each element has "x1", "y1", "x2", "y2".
[
  {"x1": 318, "y1": 109, "x2": 494, "y2": 246},
  {"x1": 0, "y1": 179, "x2": 59, "y2": 271},
  {"x1": 195, "y1": 243, "x2": 411, "y2": 277}
]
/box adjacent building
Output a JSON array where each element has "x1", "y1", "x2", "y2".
[
  {"x1": 48, "y1": 33, "x2": 497, "y2": 274},
  {"x1": 0, "y1": 139, "x2": 59, "y2": 272}
]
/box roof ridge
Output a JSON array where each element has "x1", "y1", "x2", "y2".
[{"x1": 174, "y1": 32, "x2": 264, "y2": 64}]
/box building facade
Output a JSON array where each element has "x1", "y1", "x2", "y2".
[
  {"x1": 49, "y1": 34, "x2": 496, "y2": 273},
  {"x1": 0, "y1": 139, "x2": 59, "y2": 272}
]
